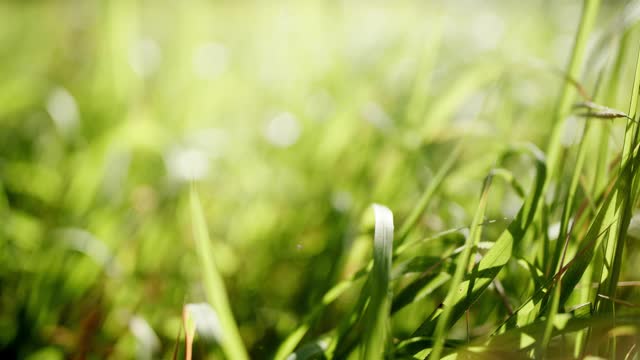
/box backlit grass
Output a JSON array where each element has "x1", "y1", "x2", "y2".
[{"x1": 1, "y1": 0, "x2": 640, "y2": 359}]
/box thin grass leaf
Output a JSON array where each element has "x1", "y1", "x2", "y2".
[
  {"x1": 190, "y1": 185, "x2": 249, "y2": 360},
  {"x1": 427, "y1": 173, "x2": 491, "y2": 360},
  {"x1": 603, "y1": 37, "x2": 640, "y2": 312},
  {"x1": 361, "y1": 204, "x2": 394, "y2": 360},
  {"x1": 325, "y1": 205, "x2": 397, "y2": 359},
  {"x1": 543, "y1": 0, "x2": 601, "y2": 183},
  {"x1": 541, "y1": 91, "x2": 598, "y2": 355}
]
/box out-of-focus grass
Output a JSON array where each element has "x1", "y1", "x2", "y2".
[{"x1": 1, "y1": 0, "x2": 640, "y2": 359}]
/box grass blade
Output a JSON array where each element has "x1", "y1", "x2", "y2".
[
  {"x1": 603, "y1": 37, "x2": 640, "y2": 310},
  {"x1": 544, "y1": 0, "x2": 601, "y2": 182},
  {"x1": 425, "y1": 173, "x2": 491, "y2": 360},
  {"x1": 361, "y1": 204, "x2": 394, "y2": 360},
  {"x1": 190, "y1": 185, "x2": 249, "y2": 360}
]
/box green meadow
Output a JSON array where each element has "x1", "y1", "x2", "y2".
[{"x1": 1, "y1": 0, "x2": 640, "y2": 358}]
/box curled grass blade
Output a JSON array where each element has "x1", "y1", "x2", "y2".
[{"x1": 361, "y1": 204, "x2": 394, "y2": 360}]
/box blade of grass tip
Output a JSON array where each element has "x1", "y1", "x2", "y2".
[
  {"x1": 397, "y1": 145, "x2": 462, "y2": 245},
  {"x1": 190, "y1": 185, "x2": 249, "y2": 360},
  {"x1": 544, "y1": 0, "x2": 601, "y2": 182},
  {"x1": 362, "y1": 204, "x2": 394, "y2": 360},
  {"x1": 331, "y1": 205, "x2": 393, "y2": 359},
  {"x1": 428, "y1": 175, "x2": 491, "y2": 360}
]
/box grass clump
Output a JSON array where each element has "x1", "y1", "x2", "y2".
[{"x1": 1, "y1": 0, "x2": 640, "y2": 359}]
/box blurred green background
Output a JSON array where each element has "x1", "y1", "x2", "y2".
[{"x1": 0, "y1": 0, "x2": 637, "y2": 358}]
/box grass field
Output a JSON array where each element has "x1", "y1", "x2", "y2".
[{"x1": 2, "y1": 0, "x2": 640, "y2": 359}]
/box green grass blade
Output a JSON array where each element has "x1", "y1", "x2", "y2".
[
  {"x1": 426, "y1": 174, "x2": 491, "y2": 360},
  {"x1": 541, "y1": 110, "x2": 593, "y2": 355},
  {"x1": 604, "y1": 39, "x2": 640, "y2": 310},
  {"x1": 558, "y1": 170, "x2": 624, "y2": 309},
  {"x1": 544, "y1": 0, "x2": 601, "y2": 182},
  {"x1": 362, "y1": 204, "x2": 394, "y2": 360},
  {"x1": 190, "y1": 185, "x2": 249, "y2": 360}
]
